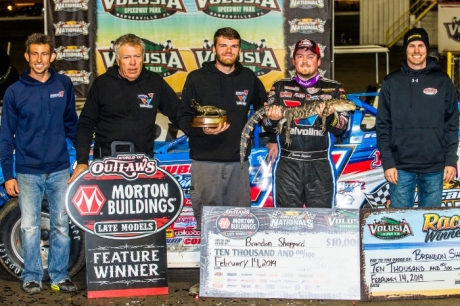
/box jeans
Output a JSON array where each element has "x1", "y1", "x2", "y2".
[
  {"x1": 389, "y1": 169, "x2": 443, "y2": 208},
  {"x1": 17, "y1": 169, "x2": 70, "y2": 285}
]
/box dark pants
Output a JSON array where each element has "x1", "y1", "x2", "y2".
[
  {"x1": 274, "y1": 157, "x2": 335, "y2": 208},
  {"x1": 190, "y1": 160, "x2": 250, "y2": 230}
]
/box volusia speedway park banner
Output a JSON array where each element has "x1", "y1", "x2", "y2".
[{"x1": 47, "y1": 0, "x2": 334, "y2": 95}]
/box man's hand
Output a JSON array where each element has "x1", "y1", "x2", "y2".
[
  {"x1": 384, "y1": 168, "x2": 398, "y2": 184},
  {"x1": 444, "y1": 166, "x2": 457, "y2": 183},
  {"x1": 68, "y1": 164, "x2": 89, "y2": 183},
  {"x1": 316, "y1": 102, "x2": 335, "y2": 118},
  {"x1": 266, "y1": 142, "x2": 278, "y2": 164},
  {"x1": 265, "y1": 103, "x2": 282, "y2": 121},
  {"x1": 5, "y1": 179, "x2": 19, "y2": 197},
  {"x1": 202, "y1": 122, "x2": 230, "y2": 135}
]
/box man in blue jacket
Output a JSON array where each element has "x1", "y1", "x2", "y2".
[
  {"x1": 0, "y1": 33, "x2": 78, "y2": 294},
  {"x1": 376, "y1": 27, "x2": 459, "y2": 208}
]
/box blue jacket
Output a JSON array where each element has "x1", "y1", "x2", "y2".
[{"x1": 0, "y1": 68, "x2": 78, "y2": 181}]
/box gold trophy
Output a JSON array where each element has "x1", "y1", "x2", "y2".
[{"x1": 190, "y1": 99, "x2": 228, "y2": 128}]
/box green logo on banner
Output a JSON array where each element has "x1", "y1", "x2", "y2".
[
  {"x1": 191, "y1": 39, "x2": 280, "y2": 76},
  {"x1": 195, "y1": 0, "x2": 280, "y2": 19},
  {"x1": 98, "y1": 38, "x2": 187, "y2": 77},
  {"x1": 101, "y1": 0, "x2": 186, "y2": 20},
  {"x1": 368, "y1": 217, "x2": 413, "y2": 240}
]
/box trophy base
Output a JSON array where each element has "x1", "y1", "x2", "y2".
[{"x1": 191, "y1": 116, "x2": 228, "y2": 128}]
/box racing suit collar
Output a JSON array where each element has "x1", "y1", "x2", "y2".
[{"x1": 295, "y1": 73, "x2": 320, "y2": 88}]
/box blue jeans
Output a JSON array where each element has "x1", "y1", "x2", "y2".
[
  {"x1": 17, "y1": 169, "x2": 70, "y2": 286},
  {"x1": 389, "y1": 169, "x2": 443, "y2": 208}
]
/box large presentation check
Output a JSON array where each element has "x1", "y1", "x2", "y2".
[
  {"x1": 362, "y1": 208, "x2": 460, "y2": 300},
  {"x1": 199, "y1": 207, "x2": 361, "y2": 300}
]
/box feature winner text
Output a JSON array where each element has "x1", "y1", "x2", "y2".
[{"x1": 92, "y1": 249, "x2": 161, "y2": 278}]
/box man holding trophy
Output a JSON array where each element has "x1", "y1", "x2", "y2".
[{"x1": 177, "y1": 27, "x2": 268, "y2": 231}]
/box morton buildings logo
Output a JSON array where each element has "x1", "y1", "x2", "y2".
[
  {"x1": 72, "y1": 185, "x2": 106, "y2": 216},
  {"x1": 99, "y1": 38, "x2": 186, "y2": 77},
  {"x1": 65, "y1": 154, "x2": 184, "y2": 239},
  {"x1": 101, "y1": 0, "x2": 186, "y2": 20},
  {"x1": 191, "y1": 39, "x2": 280, "y2": 76},
  {"x1": 444, "y1": 17, "x2": 460, "y2": 43},
  {"x1": 195, "y1": 0, "x2": 280, "y2": 19}
]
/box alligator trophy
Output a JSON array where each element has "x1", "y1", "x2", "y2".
[
  {"x1": 190, "y1": 99, "x2": 227, "y2": 128},
  {"x1": 240, "y1": 99, "x2": 357, "y2": 168}
]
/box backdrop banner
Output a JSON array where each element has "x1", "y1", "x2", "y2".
[
  {"x1": 46, "y1": 0, "x2": 333, "y2": 96},
  {"x1": 46, "y1": 0, "x2": 97, "y2": 98}
]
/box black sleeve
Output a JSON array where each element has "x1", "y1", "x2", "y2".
[
  {"x1": 76, "y1": 81, "x2": 100, "y2": 165},
  {"x1": 158, "y1": 78, "x2": 181, "y2": 128},
  {"x1": 262, "y1": 81, "x2": 281, "y2": 135},
  {"x1": 176, "y1": 75, "x2": 207, "y2": 137}
]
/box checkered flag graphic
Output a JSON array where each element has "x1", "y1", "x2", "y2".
[{"x1": 364, "y1": 183, "x2": 390, "y2": 208}]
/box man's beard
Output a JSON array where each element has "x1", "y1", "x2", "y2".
[
  {"x1": 296, "y1": 69, "x2": 316, "y2": 80},
  {"x1": 216, "y1": 53, "x2": 238, "y2": 67}
]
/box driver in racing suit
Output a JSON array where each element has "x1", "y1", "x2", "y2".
[{"x1": 264, "y1": 39, "x2": 349, "y2": 208}]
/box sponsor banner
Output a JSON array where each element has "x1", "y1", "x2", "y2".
[
  {"x1": 65, "y1": 154, "x2": 184, "y2": 239},
  {"x1": 46, "y1": 0, "x2": 96, "y2": 98},
  {"x1": 438, "y1": 3, "x2": 460, "y2": 53},
  {"x1": 45, "y1": 0, "x2": 333, "y2": 95},
  {"x1": 92, "y1": 0, "x2": 333, "y2": 93},
  {"x1": 66, "y1": 154, "x2": 183, "y2": 298},
  {"x1": 361, "y1": 208, "x2": 460, "y2": 300},
  {"x1": 200, "y1": 206, "x2": 360, "y2": 300},
  {"x1": 284, "y1": 0, "x2": 332, "y2": 80}
]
